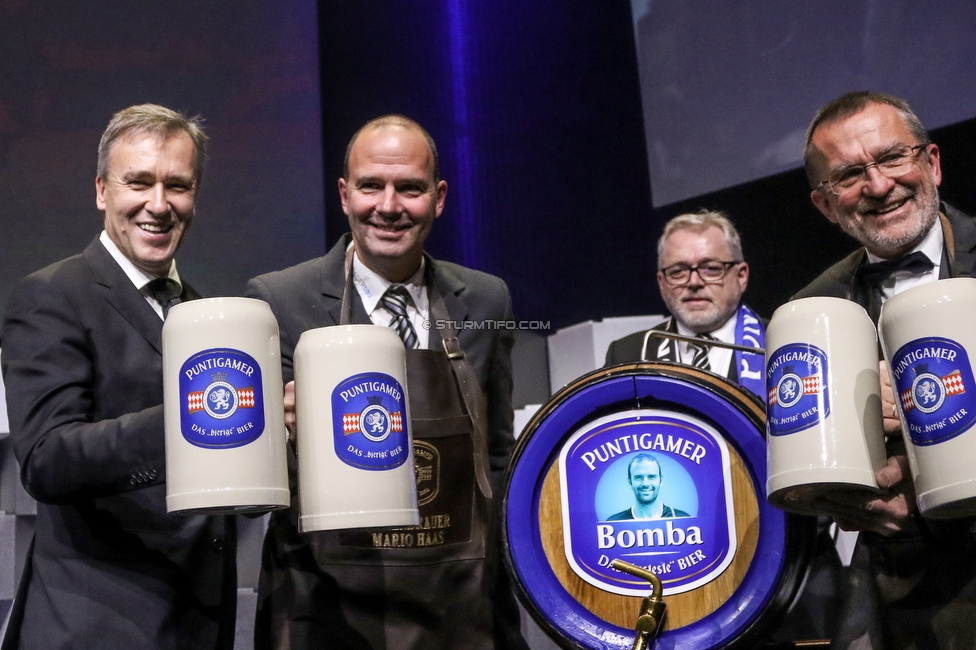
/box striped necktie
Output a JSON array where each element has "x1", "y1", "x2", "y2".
[
  {"x1": 688, "y1": 334, "x2": 715, "y2": 371},
  {"x1": 381, "y1": 285, "x2": 419, "y2": 350}
]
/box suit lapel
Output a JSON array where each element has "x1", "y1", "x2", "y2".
[
  {"x1": 943, "y1": 204, "x2": 976, "y2": 278},
  {"x1": 83, "y1": 239, "x2": 165, "y2": 355},
  {"x1": 319, "y1": 235, "x2": 351, "y2": 325},
  {"x1": 320, "y1": 234, "x2": 372, "y2": 326},
  {"x1": 659, "y1": 317, "x2": 679, "y2": 362}
]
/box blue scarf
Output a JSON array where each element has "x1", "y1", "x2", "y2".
[{"x1": 734, "y1": 303, "x2": 766, "y2": 400}]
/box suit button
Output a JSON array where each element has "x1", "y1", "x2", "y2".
[
  {"x1": 212, "y1": 538, "x2": 224, "y2": 553},
  {"x1": 148, "y1": 469, "x2": 158, "y2": 481},
  {"x1": 129, "y1": 476, "x2": 138, "y2": 485}
]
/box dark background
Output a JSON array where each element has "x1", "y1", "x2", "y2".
[
  {"x1": 632, "y1": 0, "x2": 976, "y2": 206},
  {"x1": 2, "y1": 0, "x2": 975, "y2": 332}
]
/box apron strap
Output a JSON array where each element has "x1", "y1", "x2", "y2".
[
  {"x1": 425, "y1": 274, "x2": 493, "y2": 500},
  {"x1": 340, "y1": 247, "x2": 493, "y2": 499},
  {"x1": 340, "y1": 246, "x2": 356, "y2": 326}
]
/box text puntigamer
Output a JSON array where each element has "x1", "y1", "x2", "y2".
[
  {"x1": 184, "y1": 356, "x2": 256, "y2": 381},
  {"x1": 766, "y1": 349, "x2": 821, "y2": 379},
  {"x1": 580, "y1": 432, "x2": 707, "y2": 471},
  {"x1": 339, "y1": 380, "x2": 403, "y2": 404},
  {"x1": 892, "y1": 344, "x2": 958, "y2": 381}
]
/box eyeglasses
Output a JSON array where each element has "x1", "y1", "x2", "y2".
[
  {"x1": 817, "y1": 144, "x2": 928, "y2": 195},
  {"x1": 660, "y1": 261, "x2": 740, "y2": 286}
]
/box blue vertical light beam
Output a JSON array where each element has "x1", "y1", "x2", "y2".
[{"x1": 446, "y1": 0, "x2": 480, "y2": 268}]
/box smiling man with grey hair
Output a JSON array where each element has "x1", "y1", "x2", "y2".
[
  {"x1": 1, "y1": 104, "x2": 237, "y2": 649},
  {"x1": 793, "y1": 90, "x2": 976, "y2": 650}
]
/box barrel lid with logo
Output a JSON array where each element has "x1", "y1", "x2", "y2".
[{"x1": 503, "y1": 362, "x2": 816, "y2": 649}]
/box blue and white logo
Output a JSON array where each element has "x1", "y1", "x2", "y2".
[
  {"x1": 332, "y1": 372, "x2": 410, "y2": 470},
  {"x1": 203, "y1": 381, "x2": 239, "y2": 419},
  {"x1": 179, "y1": 348, "x2": 264, "y2": 449},
  {"x1": 912, "y1": 372, "x2": 946, "y2": 414},
  {"x1": 558, "y1": 410, "x2": 735, "y2": 596},
  {"x1": 766, "y1": 343, "x2": 830, "y2": 436},
  {"x1": 890, "y1": 337, "x2": 976, "y2": 446},
  {"x1": 775, "y1": 371, "x2": 805, "y2": 409},
  {"x1": 359, "y1": 403, "x2": 393, "y2": 442}
]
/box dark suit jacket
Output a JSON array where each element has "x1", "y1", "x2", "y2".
[
  {"x1": 0, "y1": 238, "x2": 236, "y2": 649},
  {"x1": 244, "y1": 233, "x2": 516, "y2": 476},
  {"x1": 792, "y1": 204, "x2": 976, "y2": 649}
]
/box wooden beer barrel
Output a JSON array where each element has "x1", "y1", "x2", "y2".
[{"x1": 503, "y1": 362, "x2": 817, "y2": 649}]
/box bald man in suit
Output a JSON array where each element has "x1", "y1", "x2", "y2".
[{"x1": 246, "y1": 115, "x2": 525, "y2": 650}]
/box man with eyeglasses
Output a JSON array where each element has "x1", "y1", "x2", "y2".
[
  {"x1": 794, "y1": 91, "x2": 976, "y2": 649},
  {"x1": 605, "y1": 210, "x2": 765, "y2": 401}
]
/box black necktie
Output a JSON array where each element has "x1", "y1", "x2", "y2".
[
  {"x1": 688, "y1": 334, "x2": 714, "y2": 371},
  {"x1": 856, "y1": 251, "x2": 934, "y2": 287},
  {"x1": 145, "y1": 278, "x2": 182, "y2": 319},
  {"x1": 381, "y1": 285, "x2": 419, "y2": 350}
]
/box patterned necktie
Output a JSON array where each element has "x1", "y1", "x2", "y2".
[
  {"x1": 688, "y1": 334, "x2": 715, "y2": 371},
  {"x1": 145, "y1": 278, "x2": 182, "y2": 319},
  {"x1": 381, "y1": 285, "x2": 419, "y2": 350}
]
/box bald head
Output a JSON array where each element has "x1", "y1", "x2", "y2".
[{"x1": 343, "y1": 115, "x2": 440, "y2": 183}]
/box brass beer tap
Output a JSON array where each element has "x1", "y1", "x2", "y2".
[{"x1": 611, "y1": 559, "x2": 667, "y2": 650}]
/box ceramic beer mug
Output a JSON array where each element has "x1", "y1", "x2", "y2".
[
  {"x1": 880, "y1": 277, "x2": 976, "y2": 518},
  {"x1": 293, "y1": 324, "x2": 420, "y2": 531},
  {"x1": 163, "y1": 297, "x2": 290, "y2": 514},
  {"x1": 765, "y1": 297, "x2": 887, "y2": 514}
]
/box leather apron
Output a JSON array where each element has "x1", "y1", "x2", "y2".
[{"x1": 255, "y1": 254, "x2": 501, "y2": 650}]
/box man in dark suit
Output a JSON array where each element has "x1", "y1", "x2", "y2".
[
  {"x1": 794, "y1": 91, "x2": 976, "y2": 649},
  {"x1": 0, "y1": 105, "x2": 236, "y2": 649},
  {"x1": 605, "y1": 210, "x2": 766, "y2": 400},
  {"x1": 245, "y1": 115, "x2": 525, "y2": 649}
]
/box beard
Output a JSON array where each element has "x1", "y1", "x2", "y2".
[
  {"x1": 665, "y1": 291, "x2": 740, "y2": 334},
  {"x1": 837, "y1": 185, "x2": 941, "y2": 259}
]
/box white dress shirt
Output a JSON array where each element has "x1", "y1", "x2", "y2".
[
  {"x1": 350, "y1": 251, "x2": 430, "y2": 350},
  {"x1": 867, "y1": 220, "x2": 943, "y2": 303},
  {"x1": 99, "y1": 230, "x2": 182, "y2": 320}
]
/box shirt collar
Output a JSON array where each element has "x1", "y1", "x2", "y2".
[
  {"x1": 99, "y1": 230, "x2": 181, "y2": 292},
  {"x1": 351, "y1": 251, "x2": 426, "y2": 315}
]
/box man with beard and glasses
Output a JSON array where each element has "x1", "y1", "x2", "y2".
[
  {"x1": 793, "y1": 91, "x2": 976, "y2": 649},
  {"x1": 604, "y1": 210, "x2": 766, "y2": 401}
]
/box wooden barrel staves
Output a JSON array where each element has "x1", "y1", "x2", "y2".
[{"x1": 503, "y1": 362, "x2": 817, "y2": 649}]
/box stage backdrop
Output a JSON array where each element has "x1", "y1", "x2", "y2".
[
  {"x1": 3, "y1": 0, "x2": 975, "y2": 336},
  {"x1": 631, "y1": 0, "x2": 976, "y2": 207},
  {"x1": 0, "y1": 0, "x2": 325, "y2": 325}
]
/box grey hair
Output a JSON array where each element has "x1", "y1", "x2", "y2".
[
  {"x1": 803, "y1": 91, "x2": 930, "y2": 187},
  {"x1": 657, "y1": 209, "x2": 743, "y2": 268},
  {"x1": 97, "y1": 104, "x2": 208, "y2": 185}
]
